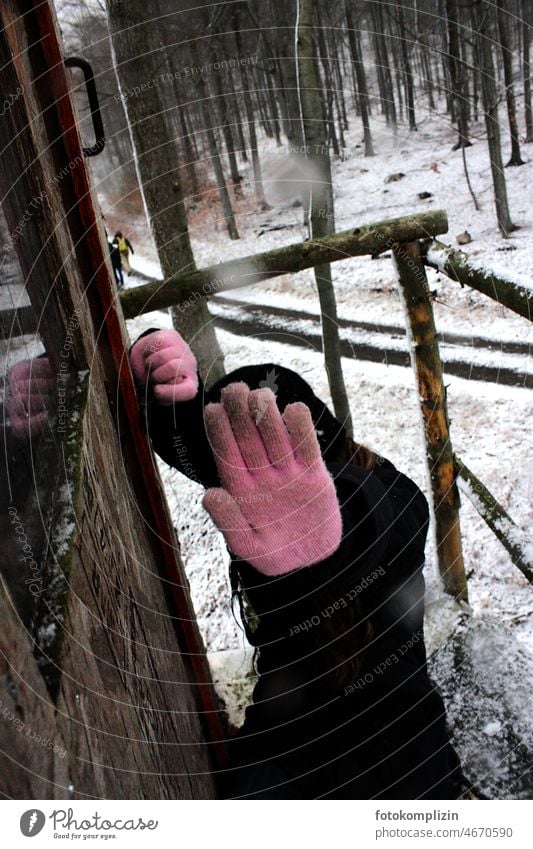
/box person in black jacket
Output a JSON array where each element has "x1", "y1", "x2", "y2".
[{"x1": 130, "y1": 328, "x2": 462, "y2": 800}]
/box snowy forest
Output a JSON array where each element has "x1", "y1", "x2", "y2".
[{"x1": 0, "y1": 0, "x2": 532, "y2": 804}]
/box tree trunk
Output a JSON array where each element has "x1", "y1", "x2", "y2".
[
  {"x1": 233, "y1": 15, "x2": 270, "y2": 210},
  {"x1": 523, "y1": 0, "x2": 533, "y2": 141},
  {"x1": 165, "y1": 56, "x2": 200, "y2": 197},
  {"x1": 396, "y1": 0, "x2": 417, "y2": 130},
  {"x1": 270, "y1": 0, "x2": 306, "y2": 150},
  {"x1": 189, "y1": 42, "x2": 240, "y2": 241},
  {"x1": 446, "y1": 0, "x2": 472, "y2": 149},
  {"x1": 105, "y1": 0, "x2": 225, "y2": 383},
  {"x1": 372, "y1": 1, "x2": 397, "y2": 130},
  {"x1": 265, "y1": 61, "x2": 282, "y2": 145},
  {"x1": 316, "y1": 13, "x2": 340, "y2": 155},
  {"x1": 473, "y1": 2, "x2": 517, "y2": 237},
  {"x1": 210, "y1": 47, "x2": 243, "y2": 194},
  {"x1": 497, "y1": 4, "x2": 525, "y2": 165},
  {"x1": 346, "y1": 2, "x2": 375, "y2": 156},
  {"x1": 297, "y1": 0, "x2": 353, "y2": 433}
]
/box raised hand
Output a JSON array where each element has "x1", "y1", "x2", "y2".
[
  {"x1": 130, "y1": 329, "x2": 198, "y2": 404},
  {"x1": 6, "y1": 358, "x2": 54, "y2": 440},
  {"x1": 202, "y1": 383, "x2": 342, "y2": 576}
]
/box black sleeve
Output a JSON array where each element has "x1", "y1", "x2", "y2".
[
  {"x1": 238, "y1": 459, "x2": 430, "y2": 648},
  {"x1": 126, "y1": 239, "x2": 134, "y2": 253},
  {"x1": 140, "y1": 384, "x2": 220, "y2": 488},
  {"x1": 131, "y1": 329, "x2": 219, "y2": 488},
  {"x1": 369, "y1": 456, "x2": 430, "y2": 573}
]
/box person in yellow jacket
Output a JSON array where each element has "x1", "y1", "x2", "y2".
[{"x1": 113, "y1": 231, "x2": 134, "y2": 275}]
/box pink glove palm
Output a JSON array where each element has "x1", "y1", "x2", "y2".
[
  {"x1": 130, "y1": 329, "x2": 198, "y2": 404},
  {"x1": 202, "y1": 383, "x2": 342, "y2": 576},
  {"x1": 6, "y1": 358, "x2": 54, "y2": 440}
]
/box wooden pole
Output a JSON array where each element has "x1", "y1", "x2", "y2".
[
  {"x1": 454, "y1": 456, "x2": 533, "y2": 585},
  {"x1": 393, "y1": 240, "x2": 468, "y2": 602},
  {"x1": 120, "y1": 210, "x2": 449, "y2": 318},
  {"x1": 425, "y1": 240, "x2": 533, "y2": 322}
]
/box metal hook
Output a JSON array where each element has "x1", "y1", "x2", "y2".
[{"x1": 64, "y1": 56, "x2": 105, "y2": 157}]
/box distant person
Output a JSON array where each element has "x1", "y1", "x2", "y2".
[
  {"x1": 113, "y1": 231, "x2": 134, "y2": 275},
  {"x1": 108, "y1": 239, "x2": 123, "y2": 289}
]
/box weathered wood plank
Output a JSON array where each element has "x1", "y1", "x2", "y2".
[
  {"x1": 0, "y1": 576, "x2": 71, "y2": 799},
  {"x1": 120, "y1": 210, "x2": 449, "y2": 318}
]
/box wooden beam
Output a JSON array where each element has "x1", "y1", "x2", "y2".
[
  {"x1": 393, "y1": 240, "x2": 468, "y2": 602},
  {"x1": 120, "y1": 210, "x2": 449, "y2": 318},
  {"x1": 455, "y1": 455, "x2": 533, "y2": 585},
  {"x1": 425, "y1": 240, "x2": 533, "y2": 322}
]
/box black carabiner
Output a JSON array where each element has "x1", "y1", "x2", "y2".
[{"x1": 64, "y1": 56, "x2": 105, "y2": 157}]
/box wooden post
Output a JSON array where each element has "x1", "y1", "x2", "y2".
[{"x1": 393, "y1": 240, "x2": 468, "y2": 602}]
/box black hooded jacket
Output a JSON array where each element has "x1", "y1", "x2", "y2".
[{"x1": 136, "y1": 355, "x2": 461, "y2": 799}]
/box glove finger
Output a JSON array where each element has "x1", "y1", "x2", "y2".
[
  {"x1": 220, "y1": 383, "x2": 269, "y2": 470},
  {"x1": 202, "y1": 488, "x2": 256, "y2": 560},
  {"x1": 8, "y1": 398, "x2": 49, "y2": 439},
  {"x1": 283, "y1": 402, "x2": 322, "y2": 468},
  {"x1": 7, "y1": 358, "x2": 52, "y2": 388},
  {"x1": 143, "y1": 346, "x2": 190, "y2": 373},
  {"x1": 204, "y1": 402, "x2": 249, "y2": 490},
  {"x1": 149, "y1": 357, "x2": 195, "y2": 386},
  {"x1": 9, "y1": 389, "x2": 51, "y2": 417},
  {"x1": 154, "y1": 377, "x2": 198, "y2": 405},
  {"x1": 130, "y1": 331, "x2": 180, "y2": 379},
  {"x1": 10, "y1": 377, "x2": 54, "y2": 403},
  {"x1": 248, "y1": 388, "x2": 293, "y2": 468},
  {"x1": 27, "y1": 357, "x2": 52, "y2": 378}
]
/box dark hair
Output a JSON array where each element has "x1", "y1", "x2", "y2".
[
  {"x1": 231, "y1": 435, "x2": 378, "y2": 690},
  {"x1": 335, "y1": 436, "x2": 379, "y2": 472}
]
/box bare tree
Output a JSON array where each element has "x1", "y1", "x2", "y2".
[
  {"x1": 396, "y1": 0, "x2": 417, "y2": 130},
  {"x1": 297, "y1": 0, "x2": 353, "y2": 435},
  {"x1": 345, "y1": 1, "x2": 375, "y2": 156},
  {"x1": 472, "y1": 1, "x2": 517, "y2": 237},
  {"x1": 497, "y1": 3, "x2": 525, "y2": 165},
  {"x1": 522, "y1": 0, "x2": 533, "y2": 142},
  {"x1": 446, "y1": 0, "x2": 472, "y2": 149}
]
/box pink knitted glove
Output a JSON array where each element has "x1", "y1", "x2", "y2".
[
  {"x1": 130, "y1": 329, "x2": 198, "y2": 404},
  {"x1": 6, "y1": 358, "x2": 54, "y2": 440},
  {"x1": 202, "y1": 383, "x2": 342, "y2": 576}
]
